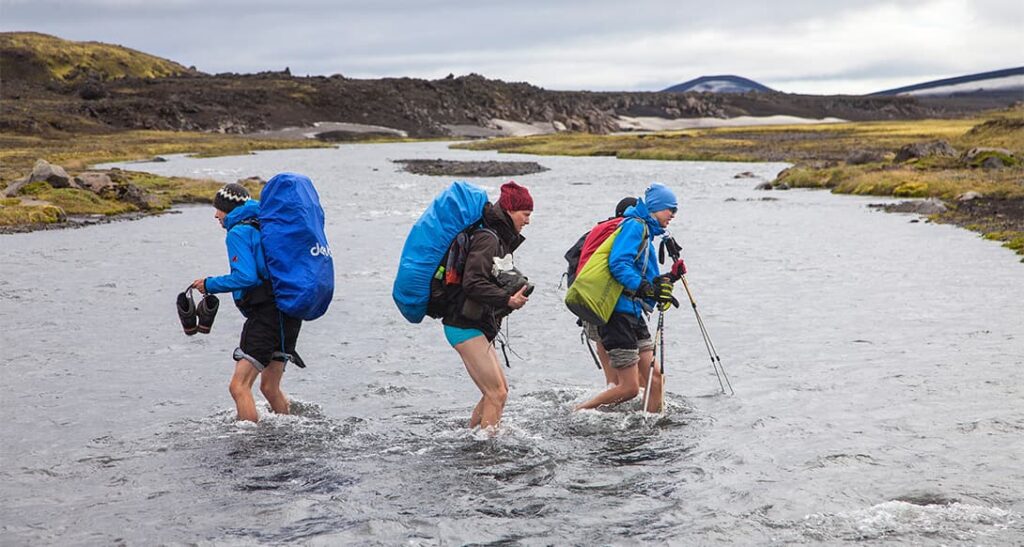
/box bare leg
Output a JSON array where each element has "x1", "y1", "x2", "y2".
[
  {"x1": 597, "y1": 343, "x2": 615, "y2": 386},
  {"x1": 228, "y1": 359, "x2": 260, "y2": 422},
  {"x1": 259, "y1": 361, "x2": 290, "y2": 415},
  {"x1": 454, "y1": 336, "x2": 508, "y2": 429},
  {"x1": 637, "y1": 350, "x2": 663, "y2": 413},
  {"x1": 469, "y1": 398, "x2": 485, "y2": 428},
  {"x1": 575, "y1": 363, "x2": 640, "y2": 410}
]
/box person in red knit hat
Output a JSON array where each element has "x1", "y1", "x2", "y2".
[{"x1": 442, "y1": 181, "x2": 533, "y2": 431}]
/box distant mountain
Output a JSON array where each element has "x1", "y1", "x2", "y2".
[
  {"x1": 661, "y1": 75, "x2": 774, "y2": 94},
  {"x1": 871, "y1": 67, "x2": 1024, "y2": 97},
  {"x1": 0, "y1": 32, "x2": 191, "y2": 83}
]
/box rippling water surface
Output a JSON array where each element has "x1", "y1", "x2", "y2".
[{"x1": 2, "y1": 142, "x2": 1022, "y2": 545}]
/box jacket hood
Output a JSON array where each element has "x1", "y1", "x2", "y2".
[
  {"x1": 622, "y1": 199, "x2": 665, "y2": 237},
  {"x1": 223, "y1": 200, "x2": 260, "y2": 230}
]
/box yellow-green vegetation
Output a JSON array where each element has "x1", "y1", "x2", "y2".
[
  {"x1": 774, "y1": 165, "x2": 1024, "y2": 199},
  {"x1": 985, "y1": 231, "x2": 1024, "y2": 253},
  {"x1": 0, "y1": 131, "x2": 318, "y2": 227},
  {"x1": 0, "y1": 201, "x2": 65, "y2": 225},
  {"x1": 0, "y1": 32, "x2": 189, "y2": 82},
  {"x1": 37, "y1": 188, "x2": 137, "y2": 215},
  {"x1": 129, "y1": 172, "x2": 263, "y2": 206},
  {"x1": 0, "y1": 130, "x2": 330, "y2": 185},
  {"x1": 455, "y1": 118, "x2": 984, "y2": 163}
]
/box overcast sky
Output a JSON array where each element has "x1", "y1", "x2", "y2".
[{"x1": 1, "y1": 0, "x2": 1021, "y2": 94}]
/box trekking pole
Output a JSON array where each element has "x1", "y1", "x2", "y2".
[
  {"x1": 680, "y1": 276, "x2": 734, "y2": 396},
  {"x1": 642, "y1": 309, "x2": 665, "y2": 413}
]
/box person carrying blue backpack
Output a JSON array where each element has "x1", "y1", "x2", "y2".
[{"x1": 191, "y1": 183, "x2": 303, "y2": 422}]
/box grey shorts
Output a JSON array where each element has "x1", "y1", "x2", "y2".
[
  {"x1": 583, "y1": 321, "x2": 601, "y2": 342},
  {"x1": 598, "y1": 313, "x2": 655, "y2": 369}
]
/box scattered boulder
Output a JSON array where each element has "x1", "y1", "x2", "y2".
[
  {"x1": 872, "y1": 198, "x2": 948, "y2": 215},
  {"x1": 961, "y1": 147, "x2": 1016, "y2": 169},
  {"x1": 78, "y1": 81, "x2": 108, "y2": 101},
  {"x1": 734, "y1": 171, "x2": 756, "y2": 179},
  {"x1": 894, "y1": 140, "x2": 957, "y2": 163},
  {"x1": 754, "y1": 182, "x2": 773, "y2": 190},
  {"x1": 846, "y1": 149, "x2": 885, "y2": 165},
  {"x1": 28, "y1": 159, "x2": 76, "y2": 189},
  {"x1": 2, "y1": 177, "x2": 30, "y2": 198},
  {"x1": 100, "y1": 183, "x2": 160, "y2": 211},
  {"x1": 957, "y1": 191, "x2": 983, "y2": 202},
  {"x1": 962, "y1": 147, "x2": 1014, "y2": 164},
  {"x1": 980, "y1": 156, "x2": 1007, "y2": 170},
  {"x1": 75, "y1": 172, "x2": 115, "y2": 194}
]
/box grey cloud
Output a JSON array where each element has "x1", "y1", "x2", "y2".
[{"x1": 1, "y1": 0, "x2": 1020, "y2": 93}]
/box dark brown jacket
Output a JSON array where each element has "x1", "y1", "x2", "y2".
[{"x1": 442, "y1": 203, "x2": 525, "y2": 340}]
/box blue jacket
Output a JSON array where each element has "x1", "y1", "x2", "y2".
[
  {"x1": 608, "y1": 198, "x2": 664, "y2": 317},
  {"x1": 205, "y1": 200, "x2": 268, "y2": 303}
]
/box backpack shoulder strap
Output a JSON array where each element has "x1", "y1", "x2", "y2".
[
  {"x1": 232, "y1": 218, "x2": 261, "y2": 231},
  {"x1": 628, "y1": 218, "x2": 650, "y2": 276}
]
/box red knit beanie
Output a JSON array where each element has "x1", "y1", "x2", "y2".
[{"x1": 498, "y1": 181, "x2": 533, "y2": 212}]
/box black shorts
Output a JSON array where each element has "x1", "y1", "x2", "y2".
[
  {"x1": 234, "y1": 302, "x2": 303, "y2": 371},
  {"x1": 598, "y1": 312, "x2": 655, "y2": 369}
]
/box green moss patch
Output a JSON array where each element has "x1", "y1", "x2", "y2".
[
  {"x1": 0, "y1": 203, "x2": 65, "y2": 225},
  {"x1": 37, "y1": 188, "x2": 135, "y2": 215}
]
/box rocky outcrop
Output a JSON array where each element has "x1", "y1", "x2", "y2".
[
  {"x1": 74, "y1": 172, "x2": 115, "y2": 193},
  {"x1": 98, "y1": 182, "x2": 160, "y2": 210},
  {"x1": 894, "y1": 140, "x2": 957, "y2": 162},
  {"x1": 3, "y1": 65, "x2": 981, "y2": 139},
  {"x1": 872, "y1": 198, "x2": 948, "y2": 214},
  {"x1": 4, "y1": 159, "x2": 78, "y2": 196},
  {"x1": 30, "y1": 159, "x2": 76, "y2": 188},
  {"x1": 846, "y1": 149, "x2": 886, "y2": 165},
  {"x1": 961, "y1": 147, "x2": 1017, "y2": 169},
  {"x1": 394, "y1": 159, "x2": 548, "y2": 177}
]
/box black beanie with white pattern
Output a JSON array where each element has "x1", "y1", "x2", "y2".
[{"x1": 213, "y1": 183, "x2": 250, "y2": 213}]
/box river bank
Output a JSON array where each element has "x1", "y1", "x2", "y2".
[
  {"x1": 0, "y1": 130, "x2": 332, "y2": 231},
  {"x1": 455, "y1": 108, "x2": 1024, "y2": 259}
]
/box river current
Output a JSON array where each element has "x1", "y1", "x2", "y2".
[{"x1": 1, "y1": 142, "x2": 1021, "y2": 545}]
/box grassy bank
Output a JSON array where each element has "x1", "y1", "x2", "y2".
[
  {"x1": 0, "y1": 130, "x2": 330, "y2": 228},
  {"x1": 455, "y1": 108, "x2": 1024, "y2": 259}
]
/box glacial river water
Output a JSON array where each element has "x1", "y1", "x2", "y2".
[{"x1": 1, "y1": 142, "x2": 1022, "y2": 545}]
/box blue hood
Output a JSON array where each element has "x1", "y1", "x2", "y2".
[
  {"x1": 622, "y1": 199, "x2": 665, "y2": 237},
  {"x1": 223, "y1": 200, "x2": 260, "y2": 230}
]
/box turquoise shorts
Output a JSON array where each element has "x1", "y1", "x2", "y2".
[{"x1": 443, "y1": 325, "x2": 484, "y2": 347}]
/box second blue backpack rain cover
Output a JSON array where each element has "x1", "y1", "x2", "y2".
[
  {"x1": 393, "y1": 181, "x2": 489, "y2": 323},
  {"x1": 259, "y1": 172, "x2": 334, "y2": 320}
]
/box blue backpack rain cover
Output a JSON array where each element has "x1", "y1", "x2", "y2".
[
  {"x1": 393, "y1": 181, "x2": 489, "y2": 323},
  {"x1": 259, "y1": 172, "x2": 334, "y2": 320}
]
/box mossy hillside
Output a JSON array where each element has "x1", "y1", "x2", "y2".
[
  {"x1": 454, "y1": 119, "x2": 984, "y2": 163},
  {"x1": 776, "y1": 166, "x2": 1024, "y2": 200},
  {"x1": 0, "y1": 32, "x2": 189, "y2": 82}
]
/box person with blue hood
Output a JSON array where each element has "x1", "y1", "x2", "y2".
[
  {"x1": 575, "y1": 183, "x2": 687, "y2": 412},
  {"x1": 190, "y1": 183, "x2": 302, "y2": 422}
]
